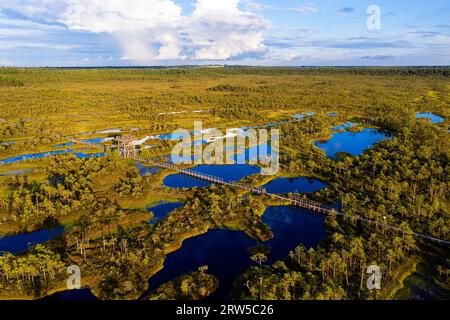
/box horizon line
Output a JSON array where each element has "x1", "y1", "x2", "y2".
[{"x1": 2, "y1": 65, "x2": 450, "y2": 69}]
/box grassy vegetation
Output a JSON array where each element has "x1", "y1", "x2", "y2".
[
  {"x1": 0, "y1": 67, "x2": 448, "y2": 300},
  {"x1": 147, "y1": 271, "x2": 219, "y2": 300}
]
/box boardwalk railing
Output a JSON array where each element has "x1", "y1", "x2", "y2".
[
  {"x1": 70, "y1": 140, "x2": 344, "y2": 214},
  {"x1": 288, "y1": 194, "x2": 335, "y2": 214},
  {"x1": 71, "y1": 139, "x2": 108, "y2": 151},
  {"x1": 135, "y1": 155, "x2": 335, "y2": 213},
  {"x1": 70, "y1": 138, "x2": 450, "y2": 245}
]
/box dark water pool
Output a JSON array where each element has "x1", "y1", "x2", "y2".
[
  {"x1": 163, "y1": 164, "x2": 260, "y2": 188},
  {"x1": 143, "y1": 205, "x2": 325, "y2": 299},
  {"x1": 43, "y1": 288, "x2": 98, "y2": 301},
  {"x1": 147, "y1": 201, "x2": 184, "y2": 224},
  {"x1": 0, "y1": 226, "x2": 65, "y2": 255},
  {"x1": 136, "y1": 162, "x2": 160, "y2": 176},
  {"x1": 262, "y1": 177, "x2": 327, "y2": 194},
  {"x1": 315, "y1": 128, "x2": 387, "y2": 158}
]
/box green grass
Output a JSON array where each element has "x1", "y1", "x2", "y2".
[{"x1": 0, "y1": 67, "x2": 448, "y2": 300}]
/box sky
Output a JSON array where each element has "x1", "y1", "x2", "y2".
[{"x1": 0, "y1": 0, "x2": 449, "y2": 67}]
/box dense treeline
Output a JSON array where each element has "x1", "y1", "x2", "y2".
[
  {"x1": 328, "y1": 126, "x2": 449, "y2": 239},
  {"x1": 277, "y1": 109, "x2": 449, "y2": 241},
  {"x1": 0, "y1": 154, "x2": 116, "y2": 224},
  {"x1": 0, "y1": 245, "x2": 66, "y2": 298},
  {"x1": 114, "y1": 167, "x2": 144, "y2": 197},
  {"x1": 0, "y1": 67, "x2": 448, "y2": 300},
  {"x1": 233, "y1": 216, "x2": 416, "y2": 300},
  {"x1": 220, "y1": 66, "x2": 450, "y2": 77},
  {"x1": 147, "y1": 270, "x2": 218, "y2": 300},
  {"x1": 2, "y1": 66, "x2": 449, "y2": 78},
  {"x1": 231, "y1": 99, "x2": 449, "y2": 300},
  {"x1": 29, "y1": 185, "x2": 269, "y2": 299}
]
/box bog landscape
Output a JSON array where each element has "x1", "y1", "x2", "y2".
[{"x1": 0, "y1": 66, "x2": 448, "y2": 300}]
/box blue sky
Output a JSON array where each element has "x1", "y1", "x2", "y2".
[{"x1": 0, "y1": 0, "x2": 449, "y2": 66}]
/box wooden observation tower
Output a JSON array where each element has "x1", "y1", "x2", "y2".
[{"x1": 116, "y1": 135, "x2": 136, "y2": 159}]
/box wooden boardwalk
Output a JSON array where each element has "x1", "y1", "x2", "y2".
[
  {"x1": 71, "y1": 138, "x2": 109, "y2": 152},
  {"x1": 71, "y1": 138, "x2": 338, "y2": 214},
  {"x1": 71, "y1": 137, "x2": 450, "y2": 245},
  {"x1": 134, "y1": 155, "x2": 336, "y2": 214}
]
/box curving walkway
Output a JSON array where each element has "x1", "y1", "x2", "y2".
[{"x1": 71, "y1": 138, "x2": 450, "y2": 246}]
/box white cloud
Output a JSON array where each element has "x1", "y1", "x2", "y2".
[
  {"x1": 56, "y1": 0, "x2": 185, "y2": 62},
  {"x1": 60, "y1": 0, "x2": 182, "y2": 33},
  {"x1": 244, "y1": 2, "x2": 276, "y2": 11},
  {"x1": 2, "y1": 0, "x2": 270, "y2": 62},
  {"x1": 0, "y1": 28, "x2": 43, "y2": 37},
  {"x1": 0, "y1": 40, "x2": 77, "y2": 50},
  {"x1": 188, "y1": 0, "x2": 270, "y2": 60},
  {"x1": 0, "y1": 58, "x2": 13, "y2": 66},
  {"x1": 289, "y1": 3, "x2": 318, "y2": 15}
]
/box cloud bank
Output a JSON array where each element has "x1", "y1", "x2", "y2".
[
  {"x1": 1, "y1": 0, "x2": 449, "y2": 66},
  {"x1": 2, "y1": 0, "x2": 270, "y2": 62}
]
